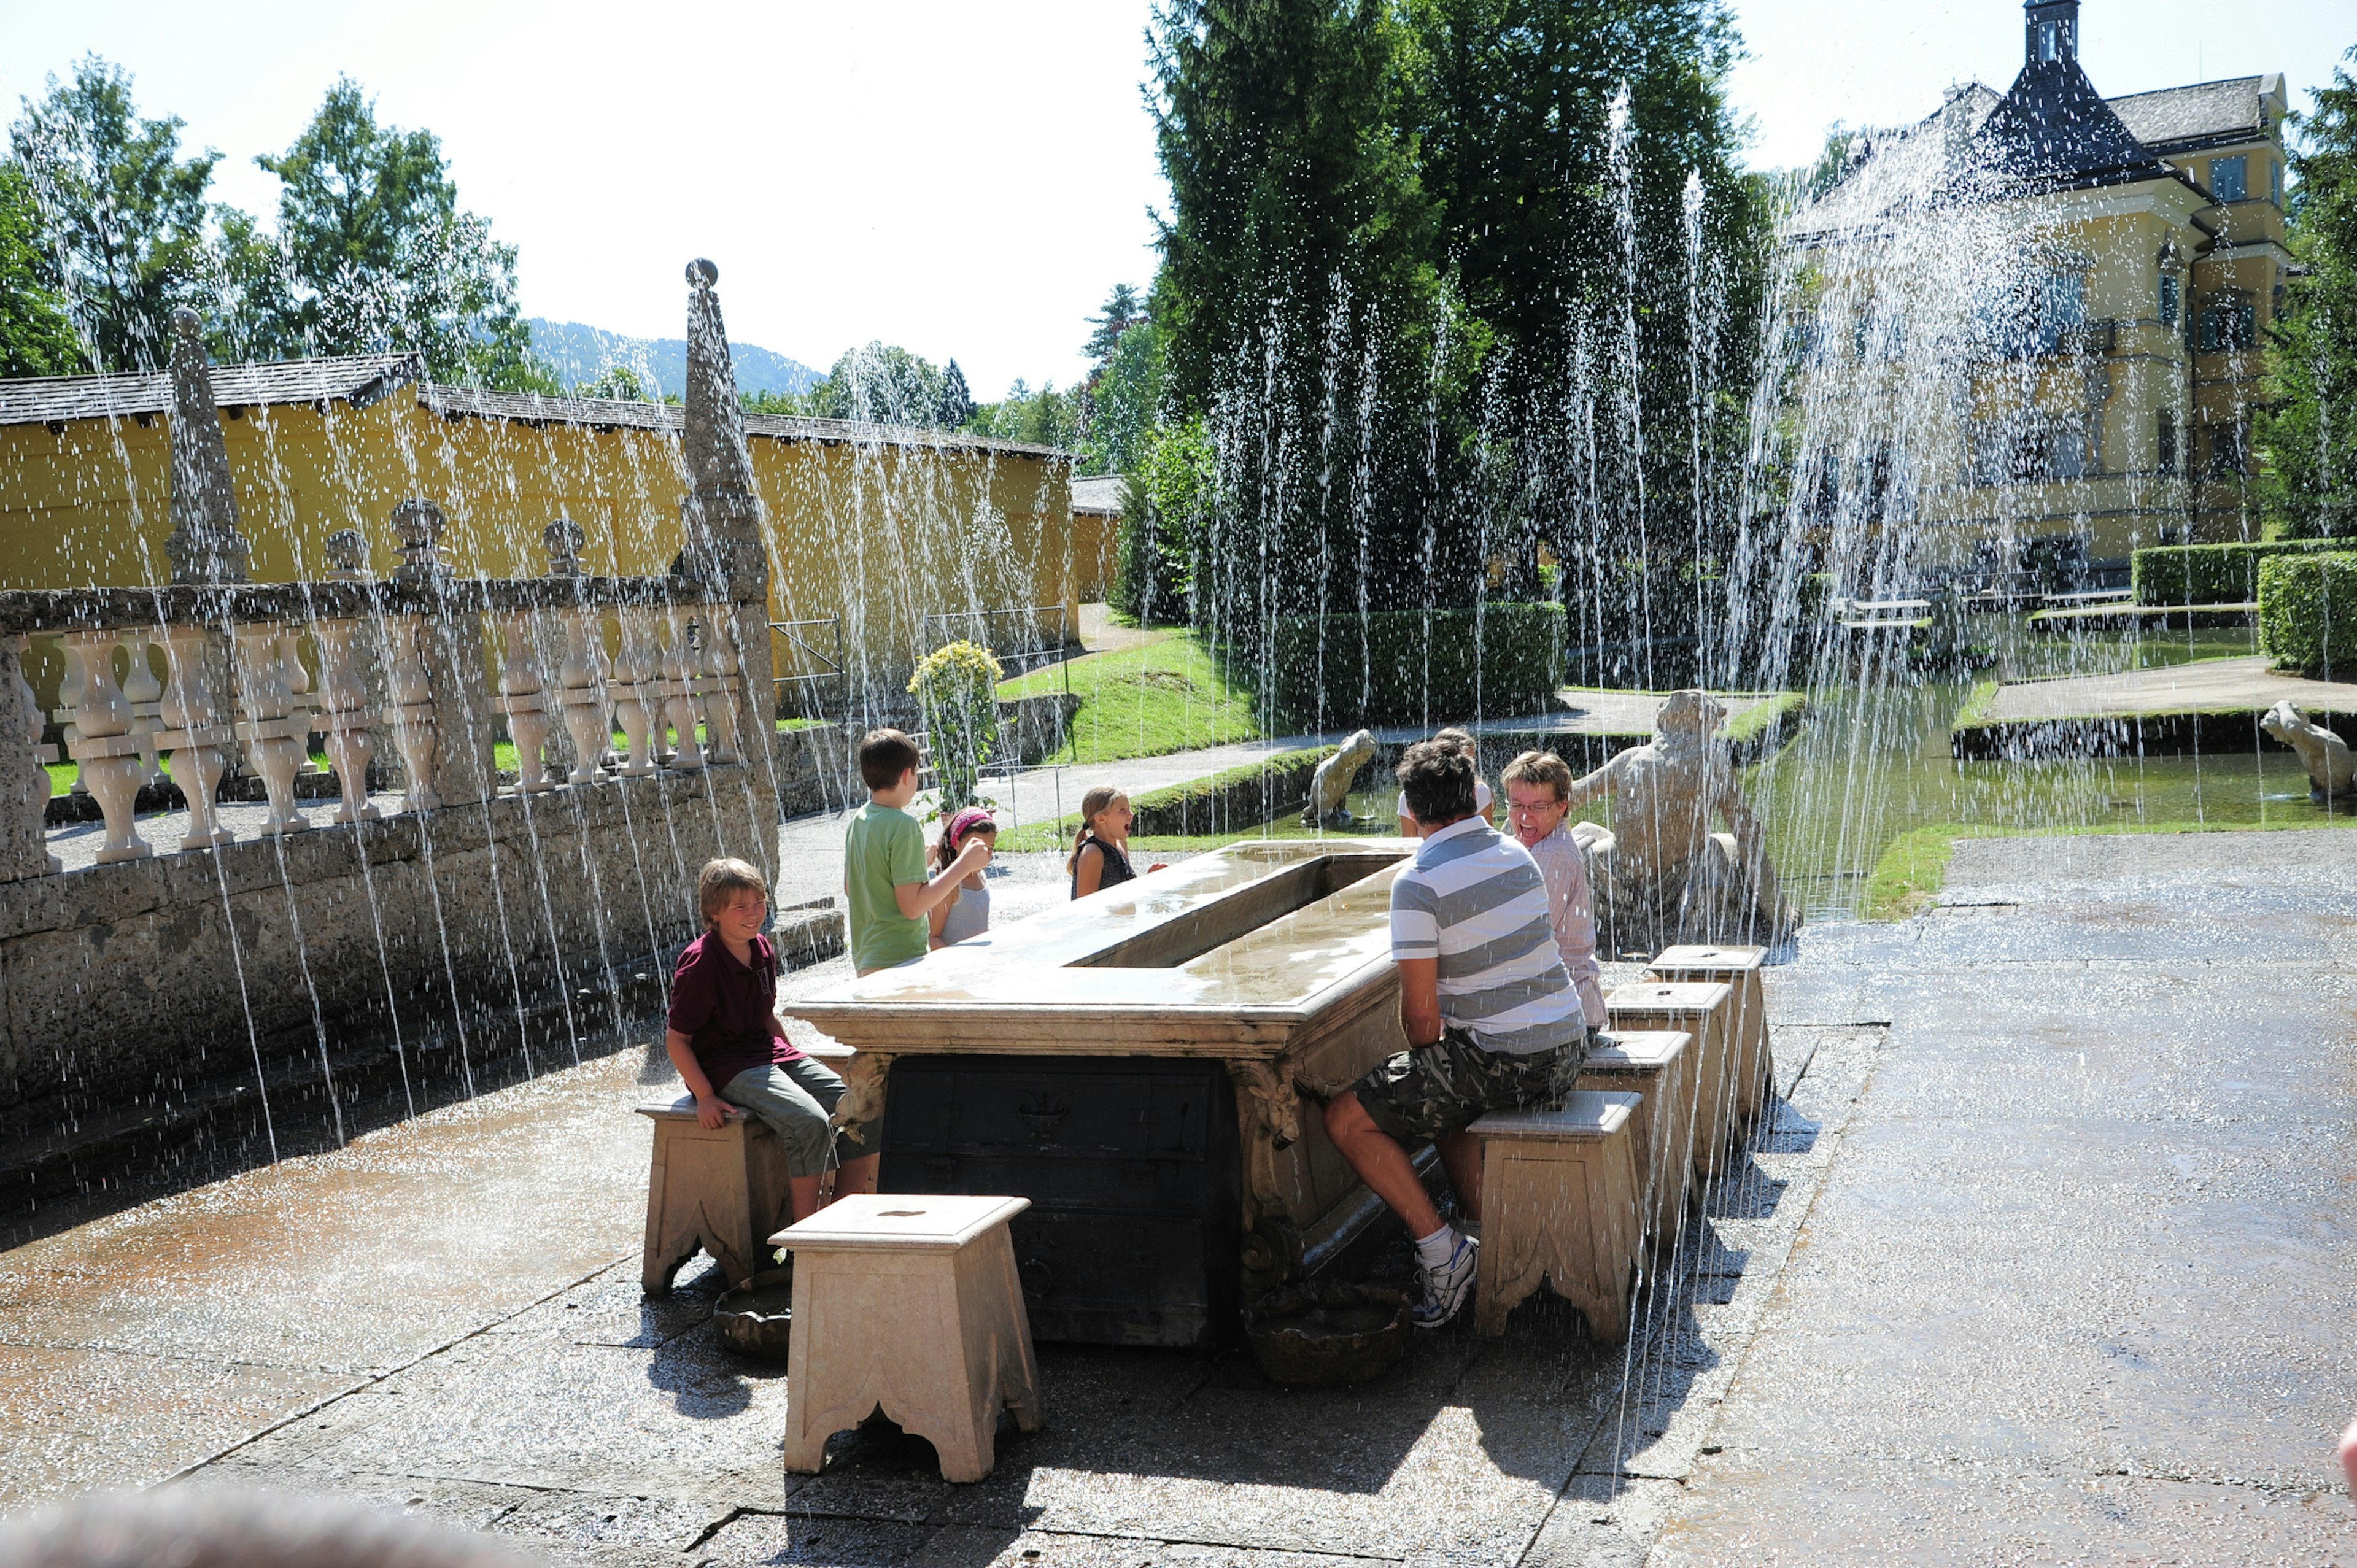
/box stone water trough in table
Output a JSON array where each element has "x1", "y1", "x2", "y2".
[{"x1": 790, "y1": 839, "x2": 1422, "y2": 1348}]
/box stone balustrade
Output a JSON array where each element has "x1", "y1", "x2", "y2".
[{"x1": 0, "y1": 509, "x2": 767, "y2": 883}]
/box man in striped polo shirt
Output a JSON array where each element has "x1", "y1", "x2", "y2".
[{"x1": 1323, "y1": 739, "x2": 1593, "y2": 1328}]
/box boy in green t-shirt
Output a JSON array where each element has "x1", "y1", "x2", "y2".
[{"x1": 845, "y1": 728, "x2": 993, "y2": 974}]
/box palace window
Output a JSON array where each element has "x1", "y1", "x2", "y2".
[
  {"x1": 2205, "y1": 420, "x2": 2248, "y2": 480},
  {"x1": 2157, "y1": 409, "x2": 2178, "y2": 474},
  {"x1": 2199, "y1": 295, "x2": 2256, "y2": 352},
  {"x1": 2210, "y1": 155, "x2": 2248, "y2": 203},
  {"x1": 2270, "y1": 158, "x2": 2284, "y2": 206},
  {"x1": 1970, "y1": 414, "x2": 2091, "y2": 485},
  {"x1": 2159, "y1": 274, "x2": 2180, "y2": 328},
  {"x1": 1975, "y1": 270, "x2": 2086, "y2": 358}
]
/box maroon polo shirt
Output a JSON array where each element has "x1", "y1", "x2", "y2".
[{"x1": 667, "y1": 929, "x2": 801, "y2": 1088}]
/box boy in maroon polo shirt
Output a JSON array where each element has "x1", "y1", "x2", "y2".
[{"x1": 664, "y1": 857, "x2": 877, "y2": 1221}]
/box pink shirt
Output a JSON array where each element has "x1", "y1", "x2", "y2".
[{"x1": 1520, "y1": 824, "x2": 1606, "y2": 1029}]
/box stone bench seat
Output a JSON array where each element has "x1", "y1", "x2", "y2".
[
  {"x1": 1605, "y1": 979, "x2": 1739, "y2": 1186},
  {"x1": 1469, "y1": 1090, "x2": 1644, "y2": 1343},
  {"x1": 1645, "y1": 944, "x2": 1773, "y2": 1137},
  {"x1": 1571, "y1": 1029, "x2": 1695, "y2": 1252},
  {"x1": 637, "y1": 1039, "x2": 854, "y2": 1295},
  {"x1": 773, "y1": 1193, "x2": 1042, "y2": 1484}
]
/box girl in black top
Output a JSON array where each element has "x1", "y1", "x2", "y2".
[{"x1": 1069, "y1": 786, "x2": 1137, "y2": 898}]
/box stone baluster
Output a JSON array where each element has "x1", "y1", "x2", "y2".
[
  {"x1": 50, "y1": 630, "x2": 88, "y2": 797},
  {"x1": 383, "y1": 614, "x2": 441, "y2": 813},
  {"x1": 61, "y1": 630, "x2": 154, "y2": 863},
  {"x1": 608, "y1": 605, "x2": 659, "y2": 778},
  {"x1": 279, "y1": 628, "x2": 323, "y2": 773},
  {"x1": 154, "y1": 623, "x2": 238, "y2": 851},
  {"x1": 555, "y1": 606, "x2": 610, "y2": 787},
  {"x1": 497, "y1": 609, "x2": 558, "y2": 794},
  {"x1": 120, "y1": 630, "x2": 166, "y2": 785},
  {"x1": 231, "y1": 622, "x2": 310, "y2": 836},
  {"x1": 2, "y1": 633, "x2": 63, "y2": 878},
  {"x1": 692, "y1": 614, "x2": 742, "y2": 766},
  {"x1": 659, "y1": 606, "x2": 705, "y2": 771},
  {"x1": 312, "y1": 618, "x2": 381, "y2": 824}
]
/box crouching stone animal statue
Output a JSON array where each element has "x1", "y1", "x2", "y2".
[
  {"x1": 1302, "y1": 728, "x2": 1378, "y2": 827},
  {"x1": 1565, "y1": 689, "x2": 1800, "y2": 954},
  {"x1": 2261, "y1": 699, "x2": 2356, "y2": 802}
]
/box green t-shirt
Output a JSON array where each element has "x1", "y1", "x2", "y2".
[{"x1": 845, "y1": 801, "x2": 929, "y2": 972}]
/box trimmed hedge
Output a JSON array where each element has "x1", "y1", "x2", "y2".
[
  {"x1": 1000, "y1": 745, "x2": 1330, "y2": 851},
  {"x1": 2258, "y1": 552, "x2": 2357, "y2": 678},
  {"x1": 1262, "y1": 604, "x2": 1566, "y2": 730},
  {"x1": 2132, "y1": 539, "x2": 2348, "y2": 606}
]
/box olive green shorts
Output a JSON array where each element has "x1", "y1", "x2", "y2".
[{"x1": 1348, "y1": 1026, "x2": 1584, "y2": 1145}]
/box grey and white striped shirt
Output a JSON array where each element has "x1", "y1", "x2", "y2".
[{"x1": 1390, "y1": 816, "x2": 1588, "y2": 1055}]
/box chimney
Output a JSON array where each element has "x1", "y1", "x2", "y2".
[{"x1": 2024, "y1": 0, "x2": 2078, "y2": 67}]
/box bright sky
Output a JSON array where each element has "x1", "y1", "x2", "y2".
[{"x1": 1, "y1": 2, "x2": 2350, "y2": 395}]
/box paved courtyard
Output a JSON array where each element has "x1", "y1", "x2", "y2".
[{"x1": 1, "y1": 828, "x2": 2352, "y2": 1563}]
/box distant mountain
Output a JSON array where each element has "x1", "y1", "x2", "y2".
[{"x1": 527, "y1": 319, "x2": 821, "y2": 398}]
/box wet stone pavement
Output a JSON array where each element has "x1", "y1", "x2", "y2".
[{"x1": 0, "y1": 829, "x2": 2351, "y2": 1563}]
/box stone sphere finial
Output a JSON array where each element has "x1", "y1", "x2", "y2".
[
  {"x1": 171, "y1": 306, "x2": 203, "y2": 339},
  {"x1": 389, "y1": 497, "x2": 450, "y2": 583},
  {"x1": 323, "y1": 527, "x2": 370, "y2": 580},
  {"x1": 686, "y1": 258, "x2": 719, "y2": 288},
  {"x1": 543, "y1": 517, "x2": 587, "y2": 577}
]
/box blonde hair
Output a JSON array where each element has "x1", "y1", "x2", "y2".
[
  {"x1": 1067, "y1": 786, "x2": 1127, "y2": 872},
  {"x1": 1501, "y1": 749, "x2": 1573, "y2": 805},
  {"x1": 697, "y1": 857, "x2": 768, "y2": 924}
]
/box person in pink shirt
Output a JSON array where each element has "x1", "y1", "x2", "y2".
[{"x1": 1500, "y1": 750, "x2": 1607, "y2": 1033}]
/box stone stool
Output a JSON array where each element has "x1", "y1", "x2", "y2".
[
  {"x1": 774, "y1": 1194, "x2": 1042, "y2": 1484},
  {"x1": 1605, "y1": 980, "x2": 1737, "y2": 1185},
  {"x1": 1468, "y1": 1092, "x2": 1644, "y2": 1343},
  {"x1": 1646, "y1": 944, "x2": 1773, "y2": 1137},
  {"x1": 1573, "y1": 1030, "x2": 1695, "y2": 1251},
  {"x1": 638, "y1": 1041, "x2": 856, "y2": 1294}
]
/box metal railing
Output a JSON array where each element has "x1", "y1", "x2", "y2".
[{"x1": 770, "y1": 616, "x2": 847, "y2": 721}]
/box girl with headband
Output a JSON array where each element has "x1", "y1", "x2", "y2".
[{"x1": 929, "y1": 807, "x2": 999, "y2": 948}]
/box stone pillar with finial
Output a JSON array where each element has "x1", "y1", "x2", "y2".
[
  {"x1": 679, "y1": 260, "x2": 781, "y2": 859},
  {"x1": 163, "y1": 308, "x2": 252, "y2": 587},
  {"x1": 385, "y1": 497, "x2": 498, "y2": 809}
]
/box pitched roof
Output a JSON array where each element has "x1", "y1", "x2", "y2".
[
  {"x1": 2106, "y1": 75, "x2": 2273, "y2": 156},
  {"x1": 1964, "y1": 55, "x2": 2175, "y2": 196},
  {"x1": 0, "y1": 353, "x2": 1070, "y2": 460},
  {"x1": 0, "y1": 354, "x2": 419, "y2": 427},
  {"x1": 1069, "y1": 473, "x2": 1128, "y2": 514},
  {"x1": 1789, "y1": 86, "x2": 2003, "y2": 235}
]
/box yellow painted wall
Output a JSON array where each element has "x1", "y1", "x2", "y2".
[{"x1": 0, "y1": 387, "x2": 1076, "y2": 708}]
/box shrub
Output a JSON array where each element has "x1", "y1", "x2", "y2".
[
  {"x1": 2258, "y1": 552, "x2": 2357, "y2": 678},
  {"x1": 907, "y1": 640, "x2": 1002, "y2": 810},
  {"x1": 2131, "y1": 539, "x2": 2348, "y2": 606},
  {"x1": 1260, "y1": 603, "x2": 1565, "y2": 729}
]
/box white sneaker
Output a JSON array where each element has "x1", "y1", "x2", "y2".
[{"x1": 1412, "y1": 1233, "x2": 1479, "y2": 1329}]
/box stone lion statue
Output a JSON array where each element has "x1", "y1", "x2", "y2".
[
  {"x1": 2260, "y1": 699, "x2": 2355, "y2": 802},
  {"x1": 1565, "y1": 689, "x2": 1799, "y2": 954},
  {"x1": 1301, "y1": 728, "x2": 1378, "y2": 827}
]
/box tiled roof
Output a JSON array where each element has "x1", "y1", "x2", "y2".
[
  {"x1": 0, "y1": 354, "x2": 419, "y2": 427},
  {"x1": 1069, "y1": 474, "x2": 1129, "y2": 513},
  {"x1": 1790, "y1": 86, "x2": 2003, "y2": 234},
  {"x1": 2107, "y1": 76, "x2": 2271, "y2": 155},
  {"x1": 1966, "y1": 56, "x2": 2174, "y2": 195},
  {"x1": 0, "y1": 353, "x2": 1072, "y2": 460},
  {"x1": 417, "y1": 384, "x2": 1068, "y2": 460}
]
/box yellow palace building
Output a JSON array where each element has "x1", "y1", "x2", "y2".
[
  {"x1": 0, "y1": 354, "x2": 1077, "y2": 708},
  {"x1": 1789, "y1": 0, "x2": 2288, "y2": 577}
]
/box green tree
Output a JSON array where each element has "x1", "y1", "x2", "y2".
[
  {"x1": 807, "y1": 341, "x2": 945, "y2": 424},
  {"x1": 575, "y1": 365, "x2": 653, "y2": 401},
  {"x1": 968, "y1": 379, "x2": 1083, "y2": 447},
  {"x1": 257, "y1": 77, "x2": 537, "y2": 387},
  {"x1": 937, "y1": 358, "x2": 977, "y2": 427},
  {"x1": 1083, "y1": 282, "x2": 1148, "y2": 361},
  {"x1": 1148, "y1": 0, "x2": 1455, "y2": 624},
  {"x1": 8, "y1": 56, "x2": 217, "y2": 371},
  {"x1": 1078, "y1": 306, "x2": 1164, "y2": 476},
  {"x1": 0, "y1": 161, "x2": 84, "y2": 375},
  {"x1": 2262, "y1": 47, "x2": 2357, "y2": 539}
]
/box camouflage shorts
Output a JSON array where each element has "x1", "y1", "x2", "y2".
[{"x1": 1349, "y1": 1026, "x2": 1586, "y2": 1145}]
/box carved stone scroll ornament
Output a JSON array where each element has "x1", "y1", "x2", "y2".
[{"x1": 827, "y1": 1051, "x2": 894, "y2": 1156}]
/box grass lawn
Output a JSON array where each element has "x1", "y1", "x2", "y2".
[{"x1": 1000, "y1": 634, "x2": 1261, "y2": 763}]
